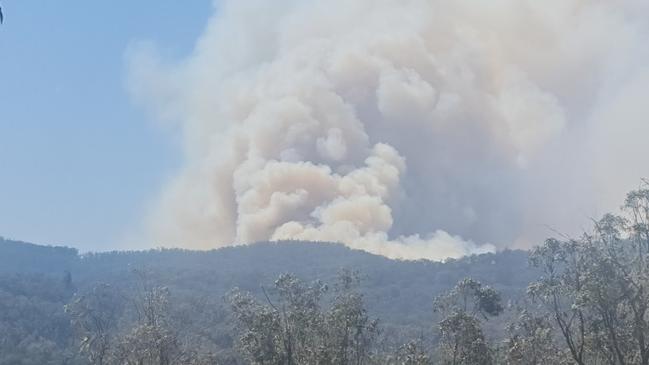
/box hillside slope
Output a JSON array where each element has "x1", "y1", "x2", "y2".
[{"x1": 0, "y1": 237, "x2": 535, "y2": 326}]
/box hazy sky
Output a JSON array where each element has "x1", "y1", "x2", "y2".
[
  {"x1": 3, "y1": 1, "x2": 649, "y2": 259},
  {"x1": 0, "y1": 1, "x2": 212, "y2": 250},
  {"x1": 129, "y1": 0, "x2": 649, "y2": 260}
]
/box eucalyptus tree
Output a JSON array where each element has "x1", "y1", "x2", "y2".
[
  {"x1": 529, "y1": 183, "x2": 649, "y2": 365},
  {"x1": 394, "y1": 341, "x2": 433, "y2": 365},
  {"x1": 65, "y1": 284, "x2": 124, "y2": 365},
  {"x1": 228, "y1": 270, "x2": 379, "y2": 365},
  {"x1": 228, "y1": 273, "x2": 327, "y2": 365},
  {"x1": 67, "y1": 270, "x2": 214, "y2": 365},
  {"x1": 112, "y1": 285, "x2": 187, "y2": 365},
  {"x1": 324, "y1": 269, "x2": 380, "y2": 365},
  {"x1": 503, "y1": 310, "x2": 563, "y2": 365},
  {"x1": 433, "y1": 278, "x2": 503, "y2": 365}
]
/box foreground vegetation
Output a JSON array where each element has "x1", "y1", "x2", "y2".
[{"x1": 2, "y1": 185, "x2": 649, "y2": 364}]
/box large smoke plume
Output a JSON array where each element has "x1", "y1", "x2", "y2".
[{"x1": 128, "y1": 0, "x2": 649, "y2": 260}]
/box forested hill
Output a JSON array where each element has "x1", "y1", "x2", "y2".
[
  {"x1": 0, "y1": 237, "x2": 536, "y2": 364},
  {"x1": 0, "y1": 237, "x2": 78, "y2": 274},
  {"x1": 0, "y1": 237, "x2": 534, "y2": 309},
  {"x1": 3, "y1": 188, "x2": 647, "y2": 365}
]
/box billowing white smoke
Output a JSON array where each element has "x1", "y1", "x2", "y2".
[{"x1": 128, "y1": 0, "x2": 649, "y2": 260}]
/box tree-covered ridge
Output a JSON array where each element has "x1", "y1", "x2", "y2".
[
  {"x1": 0, "y1": 237, "x2": 534, "y2": 329},
  {"x1": 0, "y1": 237, "x2": 77, "y2": 274},
  {"x1": 0, "y1": 239, "x2": 532, "y2": 364},
  {"x1": 4, "y1": 184, "x2": 649, "y2": 364}
]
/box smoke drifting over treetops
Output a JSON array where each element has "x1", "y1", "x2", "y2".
[{"x1": 128, "y1": 0, "x2": 649, "y2": 260}]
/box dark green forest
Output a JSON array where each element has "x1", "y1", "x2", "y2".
[{"x1": 3, "y1": 185, "x2": 649, "y2": 364}]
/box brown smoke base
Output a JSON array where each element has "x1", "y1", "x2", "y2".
[{"x1": 127, "y1": 0, "x2": 649, "y2": 260}]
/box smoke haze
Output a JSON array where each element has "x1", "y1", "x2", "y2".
[{"x1": 128, "y1": 0, "x2": 649, "y2": 260}]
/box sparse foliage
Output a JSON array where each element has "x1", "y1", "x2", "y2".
[
  {"x1": 228, "y1": 270, "x2": 379, "y2": 365},
  {"x1": 529, "y1": 182, "x2": 649, "y2": 365},
  {"x1": 65, "y1": 284, "x2": 123, "y2": 365},
  {"x1": 394, "y1": 340, "x2": 433, "y2": 365},
  {"x1": 434, "y1": 278, "x2": 503, "y2": 365},
  {"x1": 503, "y1": 310, "x2": 562, "y2": 365}
]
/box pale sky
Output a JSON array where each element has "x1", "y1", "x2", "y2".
[{"x1": 0, "y1": 1, "x2": 212, "y2": 251}]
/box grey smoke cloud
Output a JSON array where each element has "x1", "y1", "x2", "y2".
[{"x1": 128, "y1": 0, "x2": 649, "y2": 260}]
